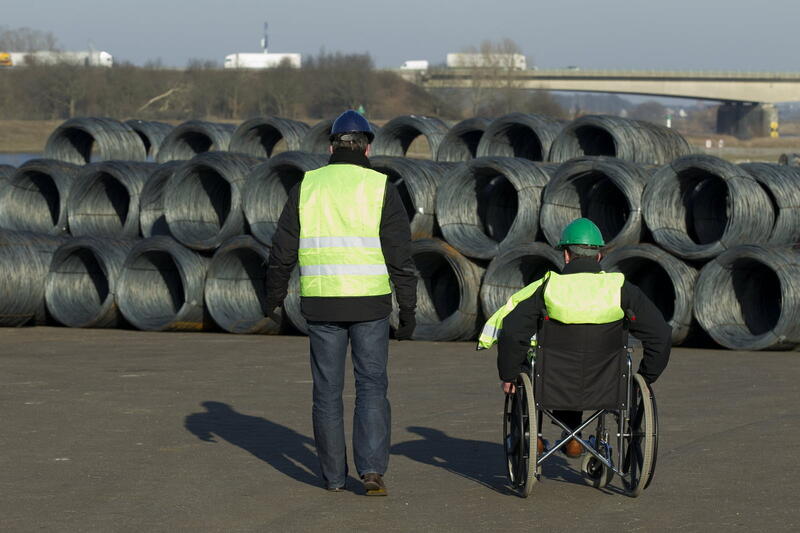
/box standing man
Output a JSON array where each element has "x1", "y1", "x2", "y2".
[{"x1": 264, "y1": 110, "x2": 417, "y2": 496}]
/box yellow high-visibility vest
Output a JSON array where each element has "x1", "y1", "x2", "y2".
[
  {"x1": 477, "y1": 270, "x2": 625, "y2": 350},
  {"x1": 298, "y1": 164, "x2": 391, "y2": 297}
]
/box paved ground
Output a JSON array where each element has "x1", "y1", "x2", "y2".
[{"x1": 0, "y1": 327, "x2": 798, "y2": 532}]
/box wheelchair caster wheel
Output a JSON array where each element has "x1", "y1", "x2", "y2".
[{"x1": 582, "y1": 453, "x2": 614, "y2": 489}]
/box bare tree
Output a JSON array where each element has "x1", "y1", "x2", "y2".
[
  {"x1": 461, "y1": 38, "x2": 526, "y2": 115},
  {"x1": 0, "y1": 26, "x2": 58, "y2": 51}
]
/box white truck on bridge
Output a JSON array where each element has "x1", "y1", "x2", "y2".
[
  {"x1": 224, "y1": 52, "x2": 302, "y2": 69},
  {"x1": 0, "y1": 50, "x2": 113, "y2": 67},
  {"x1": 446, "y1": 53, "x2": 526, "y2": 70}
]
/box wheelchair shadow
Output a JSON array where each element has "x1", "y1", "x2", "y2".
[
  {"x1": 392, "y1": 426, "x2": 588, "y2": 494},
  {"x1": 184, "y1": 401, "x2": 359, "y2": 489}
]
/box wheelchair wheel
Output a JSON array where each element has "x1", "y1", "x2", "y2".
[
  {"x1": 622, "y1": 374, "x2": 657, "y2": 497},
  {"x1": 502, "y1": 372, "x2": 537, "y2": 497},
  {"x1": 581, "y1": 443, "x2": 614, "y2": 489}
]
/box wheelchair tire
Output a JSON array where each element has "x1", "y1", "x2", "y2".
[
  {"x1": 502, "y1": 372, "x2": 537, "y2": 497},
  {"x1": 581, "y1": 446, "x2": 614, "y2": 489},
  {"x1": 622, "y1": 374, "x2": 656, "y2": 497}
]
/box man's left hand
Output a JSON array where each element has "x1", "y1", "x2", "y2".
[{"x1": 502, "y1": 382, "x2": 516, "y2": 394}]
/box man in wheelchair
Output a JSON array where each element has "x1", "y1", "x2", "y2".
[{"x1": 478, "y1": 218, "x2": 671, "y2": 497}]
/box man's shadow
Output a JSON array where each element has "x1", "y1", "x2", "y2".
[
  {"x1": 184, "y1": 401, "x2": 359, "y2": 489},
  {"x1": 391, "y1": 426, "x2": 584, "y2": 494}
]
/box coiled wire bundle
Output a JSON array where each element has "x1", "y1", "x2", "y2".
[
  {"x1": 0, "y1": 164, "x2": 13, "y2": 185},
  {"x1": 479, "y1": 243, "x2": 563, "y2": 318},
  {"x1": 601, "y1": 244, "x2": 698, "y2": 345},
  {"x1": 0, "y1": 159, "x2": 81, "y2": 235},
  {"x1": 205, "y1": 235, "x2": 282, "y2": 334},
  {"x1": 44, "y1": 117, "x2": 147, "y2": 164},
  {"x1": 436, "y1": 157, "x2": 553, "y2": 259},
  {"x1": 540, "y1": 156, "x2": 649, "y2": 249},
  {"x1": 435, "y1": 117, "x2": 491, "y2": 162},
  {"x1": 125, "y1": 119, "x2": 174, "y2": 161},
  {"x1": 372, "y1": 115, "x2": 450, "y2": 158},
  {"x1": 739, "y1": 163, "x2": 800, "y2": 245},
  {"x1": 642, "y1": 155, "x2": 775, "y2": 261},
  {"x1": 0, "y1": 230, "x2": 66, "y2": 326},
  {"x1": 229, "y1": 116, "x2": 310, "y2": 158},
  {"x1": 139, "y1": 161, "x2": 183, "y2": 238},
  {"x1": 116, "y1": 236, "x2": 209, "y2": 331},
  {"x1": 283, "y1": 267, "x2": 307, "y2": 335},
  {"x1": 694, "y1": 245, "x2": 800, "y2": 350},
  {"x1": 163, "y1": 152, "x2": 263, "y2": 251},
  {"x1": 390, "y1": 238, "x2": 484, "y2": 341},
  {"x1": 156, "y1": 120, "x2": 236, "y2": 163},
  {"x1": 548, "y1": 114, "x2": 692, "y2": 165},
  {"x1": 301, "y1": 118, "x2": 381, "y2": 154},
  {"x1": 68, "y1": 161, "x2": 156, "y2": 238},
  {"x1": 371, "y1": 156, "x2": 453, "y2": 238},
  {"x1": 45, "y1": 237, "x2": 136, "y2": 328},
  {"x1": 476, "y1": 112, "x2": 564, "y2": 161},
  {"x1": 778, "y1": 153, "x2": 800, "y2": 166},
  {"x1": 243, "y1": 151, "x2": 328, "y2": 246}
]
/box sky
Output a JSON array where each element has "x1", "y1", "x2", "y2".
[{"x1": 4, "y1": 0, "x2": 800, "y2": 71}]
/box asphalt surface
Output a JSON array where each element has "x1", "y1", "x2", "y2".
[{"x1": 0, "y1": 327, "x2": 798, "y2": 532}]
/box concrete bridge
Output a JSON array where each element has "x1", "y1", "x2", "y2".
[{"x1": 413, "y1": 68, "x2": 800, "y2": 138}]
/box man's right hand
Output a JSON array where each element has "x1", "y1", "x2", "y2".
[{"x1": 395, "y1": 310, "x2": 416, "y2": 340}]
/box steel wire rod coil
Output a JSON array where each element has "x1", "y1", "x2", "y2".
[
  {"x1": 0, "y1": 159, "x2": 81, "y2": 235},
  {"x1": 68, "y1": 161, "x2": 156, "y2": 238},
  {"x1": 694, "y1": 245, "x2": 800, "y2": 350},
  {"x1": 0, "y1": 164, "x2": 14, "y2": 185},
  {"x1": 475, "y1": 112, "x2": 564, "y2": 161},
  {"x1": 229, "y1": 116, "x2": 310, "y2": 158},
  {"x1": 283, "y1": 267, "x2": 307, "y2": 335},
  {"x1": 301, "y1": 118, "x2": 381, "y2": 154},
  {"x1": 601, "y1": 243, "x2": 698, "y2": 345},
  {"x1": 163, "y1": 152, "x2": 263, "y2": 251},
  {"x1": 778, "y1": 153, "x2": 800, "y2": 166},
  {"x1": 642, "y1": 154, "x2": 774, "y2": 261},
  {"x1": 436, "y1": 156, "x2": 553, "y2": 260},
  {"x1": 479, "y1": 242, "x2": 564, "y2": 318},
  {"x1": 205, "y1": 235, "x2": 282, "y2": 334},
  {"x1": 435, "y1": 117, "x2": 491, "y2": 162},
  {"x1": 0, "y1": 230, "x2": 67, "y2": 326},
  {"x1": 371, "y1": 156, "x2": 453, "y2": 238},
  {"x1": 389, "y1": 238, "x2": 485, "y2": 341},
  {"x1": 739, "y1": 163, "x2": 800, "y2": 245},
  {"x1": 156, "y1": 120, "x2": 236, "y2": 163},
  {"x1": 116, "y1": 236, "x2": 210, "y2": 331},
  {"x1": 44, "y1": 117, "x2": 147, "y2": 164},
  {"x1": 540, "y1": 156, "x2": 649, "y2": 250},
  {"x1": 548, "y1": 114, "x2": 692, "y2": 165},
  {"x1": 243, "y1": 151, "x2": 328, "y2": 246},
  {"x1": 125, "y1": 119, "x2": 174, "y2": 161},
  {"x1": 45, "y1": 236, "x2": 137, "y2": 328},
  {"x1": 372, "y1": 115, "x2": 450, "y2": 158},
  {"x1": 139, "y1": 161, "x2": 183, "y2": 238}
]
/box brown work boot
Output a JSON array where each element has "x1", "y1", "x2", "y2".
[
  {"x1": 564, "y1": 438, "x2": 584, "y2": 458},
  {"x1": 362, "y1": 473, "x2": 387, "y2": 496}
]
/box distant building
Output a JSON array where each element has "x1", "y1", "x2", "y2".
[
  {"x1": 223, "y1": 53, "x2": 301, "y2": 69},
  {"x1": 0, "y1": 50, "x2": 113, "y2": 67}
]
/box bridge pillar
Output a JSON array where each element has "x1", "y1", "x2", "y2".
[{"x1": 716, "y1": 102, "x2": 778, "y2": 139}]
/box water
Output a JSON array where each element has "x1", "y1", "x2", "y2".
[{"x1": 0, "y1": 153, "x2": 41, "y2": 167}]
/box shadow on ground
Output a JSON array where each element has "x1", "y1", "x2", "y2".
[
  {"x1": 391, "y1": 426, "x2": 586, "y2": 494},
  {"x1": 184, "y1": 401, "x2": 359, "y2": 489}
]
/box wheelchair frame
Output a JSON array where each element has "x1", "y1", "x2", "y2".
[{"x1": 503, "y1": 350, "x2": 658, "y2": 498}]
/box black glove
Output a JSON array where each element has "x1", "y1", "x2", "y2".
[
  {"x1": 263, "y1": 302, "x2": 281, "y2": 323},
  {"x1": 395, "y1": 311, "x2": 416, "y2": 340}
]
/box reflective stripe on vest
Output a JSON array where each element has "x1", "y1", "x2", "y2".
[
  {"x1": 476, "y1": 274, "x2": 549, "y2": 350},
  {"x1": 543, "y1": 272, "x2": 625, "y2": 324},
  {"x1": 298, "y1": 164, "x2": 391, "y2": 298}
]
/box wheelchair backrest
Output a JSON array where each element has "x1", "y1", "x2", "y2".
[{"x1": 533, "y1": 317, "x2": 629, "y2": 411}]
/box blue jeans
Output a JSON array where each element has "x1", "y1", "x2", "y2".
[{"x1": 307, "y1": 317, "x2": 391, "y2": 487}]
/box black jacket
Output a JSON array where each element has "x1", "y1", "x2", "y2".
[
  {"x1": 497, "y1": 256, "x2": 672, "y2": 384},
  {"x1": 264, "y1": 149, "x2": 417, "y2": 322}
]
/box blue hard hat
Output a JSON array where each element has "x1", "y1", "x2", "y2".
[{"x1": 330, "y1": 110, "x2": 374, "y2": 142}]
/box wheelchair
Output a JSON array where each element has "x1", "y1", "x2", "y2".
[{"x1": 502, "y1": 315, "x2": 658, "y2": 498}]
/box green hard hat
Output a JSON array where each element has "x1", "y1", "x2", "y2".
[{"x1": 557, "y1": 218, "x2": 605, "y2": 249}]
